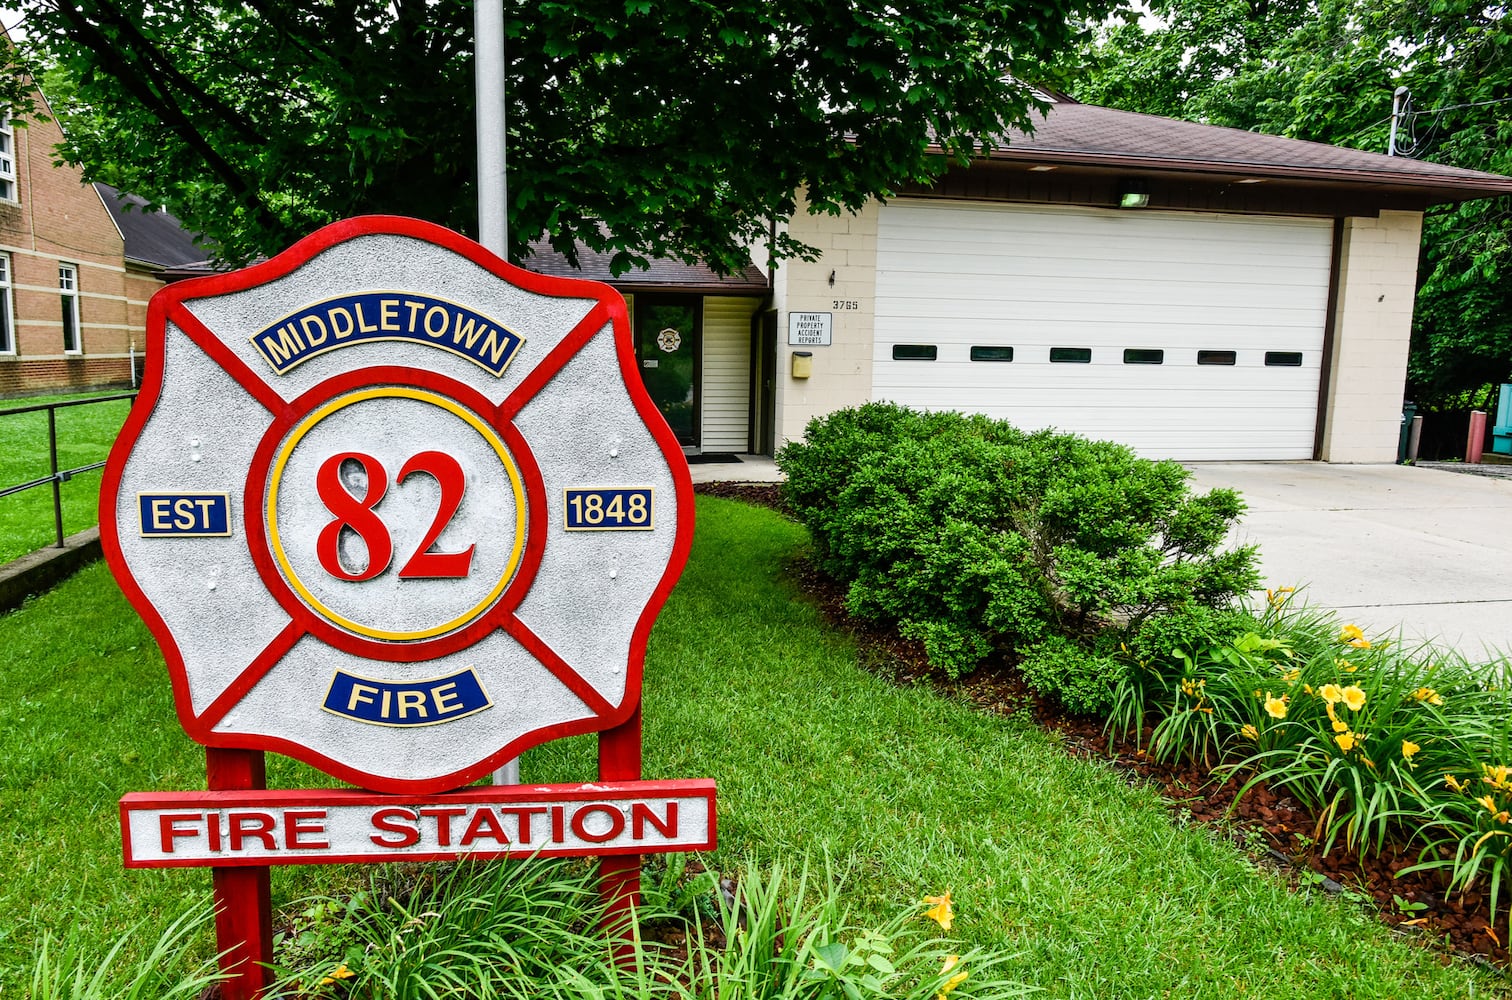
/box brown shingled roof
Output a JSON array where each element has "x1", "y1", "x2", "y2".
[
  {"x1": 519, "y1": 239, "x2": 768, "y2": 294},
  {"x1": 981, "y1": 97, "x2": 1512, "y2": 202}
]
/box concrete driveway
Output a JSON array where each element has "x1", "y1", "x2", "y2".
[{"x1": 1183, "y1": 462, "x2": 1512, "y2": 660}]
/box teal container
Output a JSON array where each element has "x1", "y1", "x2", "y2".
[{"x1": 1495, "y1": 384, "x2": 1512, "y2": 456}]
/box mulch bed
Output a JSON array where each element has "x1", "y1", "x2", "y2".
[{"x1": 696, "y1": 482, "x2": 1511, "y2": 969}]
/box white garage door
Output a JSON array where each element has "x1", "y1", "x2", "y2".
[{"x1": 873, "y1": 200, "x2": 1334, "y2": 460}]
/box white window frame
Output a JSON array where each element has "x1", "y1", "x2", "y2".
[
  {"x1": 0, "y1": 253, "x2": 13, "y2": 355},
  {"x1": 60, "y1": 262, "x2": 81, "y2": 354},
  {"x1": 0, "y1": 115, "x2": 16, "y2": 203}
]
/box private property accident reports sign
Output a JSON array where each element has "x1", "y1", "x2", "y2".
[{"x1": 100, "y1": 216, "x2": 710, "y2": 868}]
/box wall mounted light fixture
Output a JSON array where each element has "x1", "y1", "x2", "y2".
[
  {"x1": 828, "y1": 270, "x2": 836, "y2": 286},
  {"x1": 1117, "y1": 180, "x2": 1150, "y2": 209}
]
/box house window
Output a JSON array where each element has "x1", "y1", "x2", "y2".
[
  {"x1": 970, "y1": 346, "x2": 1014, "y2": 362},
  {"x1": 892, "y1": 344, "x2": 937, "y2": 361},
  {"x1": 60, "y1": 263, "x2": 81, "y2": 353},
  {"x1": 0, "y1": 254, "x2": 12, "y2": 354},
  {"x1": 1197, "y1": 350, "x2": 1237, "y2": 366},
  {"x1": 0, "y1": 115, "x2": 15, "y2": 202},
  {"x1": 1123, "y1": 348, "x2": 1164, "y2": 365},
  {"x1": 1265, "y1": 351, "x2": 1304, "y2": 367}
]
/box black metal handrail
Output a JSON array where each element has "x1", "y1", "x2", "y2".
[{"x1": 0, "y1": 391, "x2": 137, "y2": 548}]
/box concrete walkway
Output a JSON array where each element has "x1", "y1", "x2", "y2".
[
  {"x1": 685, "y1": 454, "x2": 782, "y2": 484},
  {"x1": 1184, "y1": 462, "x2": 1512, "y2": 660}
]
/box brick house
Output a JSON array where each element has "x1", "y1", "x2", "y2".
[{"x1": 0, "y1": 76, "x2": 199, "y2": 397}]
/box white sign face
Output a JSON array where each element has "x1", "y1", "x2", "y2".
[
  {"x1": 121, "y1": 780, "x2": 716, "y2": 868},
  {"x1": 101, "y1": 218, "x2": 695, "y2": 794},
  {"x1": 787, "y1": 312, "x2": 833, "y2": 346}
]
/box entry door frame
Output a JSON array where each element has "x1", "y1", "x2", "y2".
[
  {"x1": 749, "y1": 308, "x2": 777, "y2": 455},
  {"x1": 634, "y1": 293, "x2": 704, "y2": 450}
]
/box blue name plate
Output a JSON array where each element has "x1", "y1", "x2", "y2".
[
  {"x1": 138, "y1": 494, "x2": 231, "y2": 536},
  {"x1": 563, "y1": 487, "x2": 654, "y2": 531},
  {"x1": 250, "y1": 292, "x2": 524, "y2": 377},
  {"x1": 323, "y1": 668, "x2": 492, "y2": 727}
]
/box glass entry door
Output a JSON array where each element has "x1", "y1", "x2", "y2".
[{"x1": 635, "y1": 298, "x2": 700, "y2": 447}]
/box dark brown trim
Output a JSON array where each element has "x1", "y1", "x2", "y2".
[
  {"x1": 1313, "y1": 218, "x2": 1347, "y2": 461},
  {"x1": 604, "y1": 281, "x2": 768, "y2": 296},
  {"x1": 899, "y1": 161, "x2": 1433, "y2": 218},
  {"x1": 974, "y1": 148, "x2": 1512, "y2": 201}
]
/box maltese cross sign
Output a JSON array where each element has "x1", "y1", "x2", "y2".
[{"x1": 100, "y1": 216, "x2": 695, "y2": 794}]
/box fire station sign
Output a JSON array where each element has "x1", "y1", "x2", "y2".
[
  {"x1": 121, "y1": 780, "x2": 716, "y2": 867},
  {"x1": 100, "y1": 216, "x2": 696, "y2": 794}
]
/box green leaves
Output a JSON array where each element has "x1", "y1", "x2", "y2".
[
  {"x1": 16, "y1": 0, "x2": 1118, "y2": 271},
  {"x1": 777, "y1": 403, "x2": 1257, "y2": 689}
]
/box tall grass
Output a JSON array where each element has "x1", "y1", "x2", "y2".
[{"x1": 26, "y1": 903, "x2": 224, "y2": 1000}]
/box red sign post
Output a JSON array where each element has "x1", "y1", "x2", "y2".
[{"x1": 100, "y1": 217, "x2": 707, "y2": 997}]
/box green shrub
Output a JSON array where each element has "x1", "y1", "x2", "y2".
[
  {"x1": 1017, "y1": 636, "x2": 1125, "y2": 716},
  {"x1": 1109, "y1": 596, "x2": 1512, "y2": 920},
  {"x1": 777, "y1": 404, "x2": 1259, "y2": 682},
  {"x1": 267, "y1": 857, "x2": 1036, "y2": 1000}
]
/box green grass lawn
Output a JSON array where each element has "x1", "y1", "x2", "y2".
[
  {"x1": 0, "y1": 391, "x2": 135, "y2": 564},
  {"x1": 0, "y1": 496, "x2": 1504, "y2": 997}
]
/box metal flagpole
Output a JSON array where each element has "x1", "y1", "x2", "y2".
[
  {"x1": 475, "y1": 0, "x2": 519, "y2": 786},
  {"x1": 475, "y1": 0, "x2": 507, "y2": 255}
]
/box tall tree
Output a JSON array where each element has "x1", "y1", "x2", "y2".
[
  {"x1": 1074, "y1": 0, "x2": 1512, "y2": 403},
  {"x1": 9, "y1": 0, "x2": 1114, "y2": 272}
]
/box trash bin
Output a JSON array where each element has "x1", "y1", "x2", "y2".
[{"x1": 1398, "y1": 400, "x2": 1418, "y2": 464}]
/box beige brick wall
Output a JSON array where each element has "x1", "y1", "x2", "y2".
[
  {"x1": 772, "y1": 196, "x2": 880, "y2": 445},
  {"x1": 1318, "y1": 210, "x2": 1424, "y2": 463},
  {"x1": 0, "y1": 81, "x2": 150, "y2": 395}
]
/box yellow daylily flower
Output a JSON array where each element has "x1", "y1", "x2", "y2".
[
  {"x1": 1281, "y1": 668, "x2": 1301, "y2": 684},
  {"x1": 1412, "y1": 687, "x2": 1445, "y2": 706},
  {"x1": 1263, "y1": 692, "x2": 1288, "y2": 719},
  {"x1": 1334, "y1": 658, "x2": 1358, "y2": 673},
  {"x1": 1446, "y1": 774, "x2": 1468, "y2": 793},
  {"x1": 1319, "y1": 684, "x2": 1344, "y2": 705},
  {"x1": 1332, "y1": 718, "x2": 1350, "y2": 734},
  {"x1": 1267, "y1": 586, "x2": 1295, "y2": 608},
  {"x1": 1477, "y1": 794, "x2": 1501, "y2": 815},
  {"x1": 1482, "y1": 764, "x2": 1512, "y2": 790},
  {"x1": 1339, "y1": 624, "x2": 1364, "y2": 642},
  {"x1": 1335, "y1": 731, "x2": 1358, "y2": 753},
  {"x1": 320, "y1": 964, "x2": 356, "y2": 985},
  {"x1": 1302, "y1": 684, "x2": 1314, "y2": 696},
  {"x1": 923, "y1": 891, "x2": 954, "y2": 931},
  {"x1": 1402, "y1": 740, "x2": 1421, "y2": 759},
  {"x1": 1240, "y1": 723, "x2": 1259, "y2": 741},
  {"x1": 1341, "y1": 686, "x2": 1367, "y2": 712},
  {"x1": 938, "y1": 954, "x2": 969, "y2": 1000}
]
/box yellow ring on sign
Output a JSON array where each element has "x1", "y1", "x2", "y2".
[{"x1": 266, "y1": 387, "x2": 526, "y2": 641}]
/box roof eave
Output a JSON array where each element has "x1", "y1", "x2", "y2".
[{"x1": 975, "y1": 147, "x2": 1512, "y2": 203}]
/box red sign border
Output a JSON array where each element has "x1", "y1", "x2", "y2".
[
  {"x1": 121, "y1": 778, "x2": 717, "y2": 868},
  {"x1": 99, "y1": 216, "x2": 697, "y2": 794}
]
